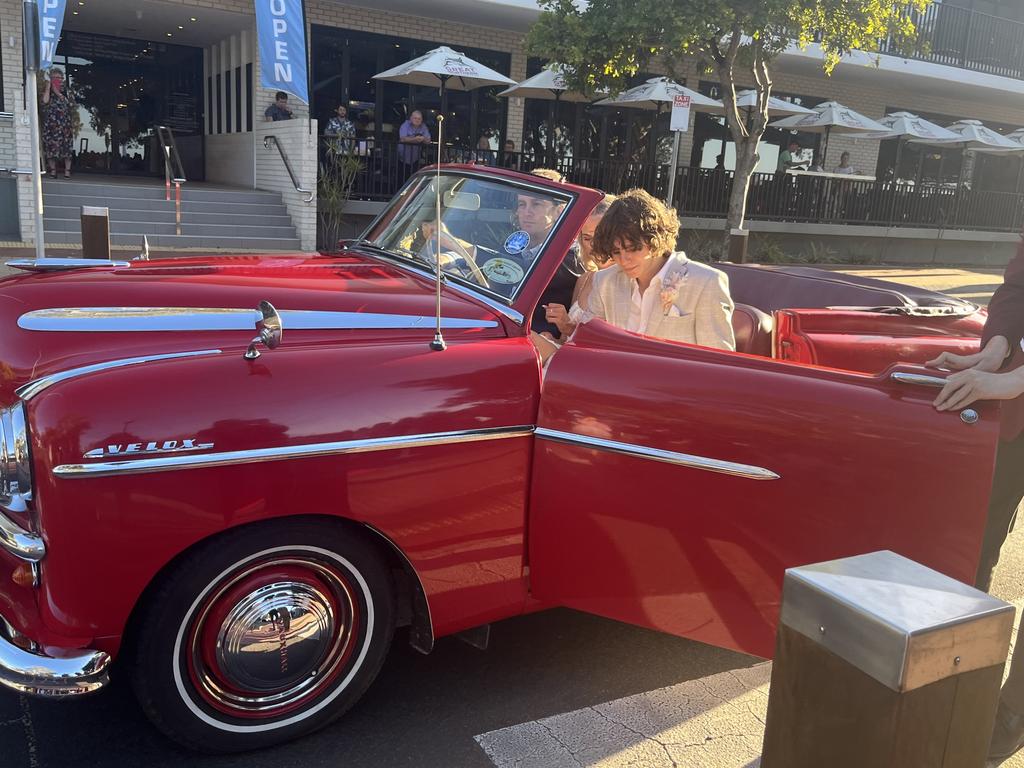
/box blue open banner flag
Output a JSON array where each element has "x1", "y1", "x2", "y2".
[
  {"x1": 254, "y1": 0, "x2": 309, "y2": 105},
  {"x1": 38, "y1": 0, "x2": 68, "y2": 71}
]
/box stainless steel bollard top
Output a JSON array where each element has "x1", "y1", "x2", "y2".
[{"x1": 780, "y1": 550, "x2": 1015, "y2": 692}]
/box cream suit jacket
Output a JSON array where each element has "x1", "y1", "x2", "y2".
[{"x1": 587, "y1": 252, "x2": 735, "y2": 351}]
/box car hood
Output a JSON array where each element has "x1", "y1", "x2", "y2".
[{"x1": 0, "y1": 251, "x2": 504, "y2": 405}]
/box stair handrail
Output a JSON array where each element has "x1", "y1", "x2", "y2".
[
  {"x1": 263, "y1": 135, "x2": 315, "y2": 204},
  {"x1": 155, "y1": 125, "x2": 186, "y2": 235}
]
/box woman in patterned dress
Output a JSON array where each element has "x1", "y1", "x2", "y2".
[{"x1": 41, "y1": 68, "x2": 74, "y2": 178}]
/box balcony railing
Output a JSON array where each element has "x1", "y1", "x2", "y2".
[
  {"x1": 878, "y1": 2, "x2": 1024, "y2": 80},
  {"x1": 324, "y1": 138, "x2": 1024, "y2": 234}
]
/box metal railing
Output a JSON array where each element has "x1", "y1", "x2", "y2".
[
  {"x1": 325, "y1": 136, "x2": 1023, "y2": 233},
  {"x1": 878, "y1": 2, "x2": 1024, "y2": 80},
  {"x1": 264, "y1": 135, "x2": 315, "y2": 203},
  {"x1": 670, "y1": 166, "x2": 1024, "y2": 233},
  {"x1": 155, "y1": 125, "x2": 186, "y2": 235}
]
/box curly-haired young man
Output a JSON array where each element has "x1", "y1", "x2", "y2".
[{"x1": 585, "y1": 189, "x2": 735, "y2": 350}]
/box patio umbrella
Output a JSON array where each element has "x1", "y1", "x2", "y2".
[
  {"x1": 770, "y1": 101, "x2": 889, "y2": 169},
  {"x1": 910, "y1": 119, "x2": 1022, "y2": 190},
  {"x1": 498, "y1": 65, "x2": 604, "y2": 166},
  {"x1": 373, "y1": 45, "x2": 516, "y2": 124},
  {"x1": 968, "y1": 127, "x2": 1024, "y2": 194},
  {"x1": 842, "y1": 112, "x2": 961, "y2": 183},
  {"x1": 734, "y1": 90, "x2": 815, "y2": 119},
  {"x1": 594, "y1": 78, "x2": 724, "y2": 205}
]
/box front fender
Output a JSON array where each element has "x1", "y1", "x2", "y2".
[{"x1": 27, "y1": 336, "x2": 539, "y2": 649}]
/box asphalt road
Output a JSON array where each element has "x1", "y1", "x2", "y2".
[
  {"x1": 0, "y1": 266, "x2": 1015, "y2": 768},
  {"x1": 0, "y1": 610, "x2": 754, "y2": 767}
]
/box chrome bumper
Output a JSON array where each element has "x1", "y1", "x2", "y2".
[{"x1": 0, "y1": 615, "x2": 111, "y2": 697}]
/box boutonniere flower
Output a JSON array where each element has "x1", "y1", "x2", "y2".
[{"x1": 660, "y1": 267, "x2": 688, "y2": 315}]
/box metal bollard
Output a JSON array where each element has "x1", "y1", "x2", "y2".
[
  {"x1": 761, "y1": 550, "x2": 1014, "y2": 768},
  {"x1": 80, "y1": 206, "x2": 111, "y2": 260}
]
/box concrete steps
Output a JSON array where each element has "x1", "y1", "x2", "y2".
[{"x1": 42, "y1": 178, "x2": 302, "y2": 251}]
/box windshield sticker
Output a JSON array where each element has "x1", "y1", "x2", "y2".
[
  {"x1": 481, "y1": 258, "x2": 526, "y2": 285},
  {"x1": 504, "y1": 231, "x2": 531, "y2": 255}
]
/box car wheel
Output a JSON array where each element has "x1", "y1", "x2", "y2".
[{"x1": 128, "y1": 518, "x2": 395, "y2": 753}]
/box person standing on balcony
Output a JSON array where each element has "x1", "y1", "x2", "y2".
[
  {"x1": 264, "y1": 91, "x2": 293, "y2": 121},
  {"x1": 835, "y1": 152, "x2": 857, "y2": 175},
  {"x1": 41, "y1": 68, "x2": 74, "y2": 179},
  {"x1": 927, "y1": 231, "x2": 1024, "y2": 763},
  {"x1": 325, "y1": 104, "x2": 356, "y2": 153},
  {"x1": 777, "y1": 140, "x2": 805, "y2": 173},
  {"x1": 398, "y1": 110, "x2": 431, "y2": 175}
]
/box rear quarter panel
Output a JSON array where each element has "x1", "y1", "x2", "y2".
[{"x1": 28, "y1": 335, "x2": 540, "y2": 650}]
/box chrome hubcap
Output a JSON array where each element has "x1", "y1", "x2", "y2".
[
  {"x1": 217, "y1": 581, "x2": 335, "y2": 693},
  {"x1": 188, "y1": 559, "x2": 358, "y2": 717}
]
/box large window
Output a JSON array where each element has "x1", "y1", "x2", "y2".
[
  {"x1": 521, "y1": 59, "x2": 665, "y2": 166},
  {"x1": 690, "y1": 82, "x2": 825, "y2": 173},
  {"x1": 876, "y1": 106, "x2": 1021, "y2": 191},
  {"x1": 311, "y1": 26, "x2": 509, "y2": 150}
]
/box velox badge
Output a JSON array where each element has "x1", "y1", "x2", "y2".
[{"x1": 83, "y1": 439, "x2": 214, "y2": 459}]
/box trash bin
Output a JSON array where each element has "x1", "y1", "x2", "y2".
[{"x1": 761, "y1": 550, "x2": 1015, "y2": 768}]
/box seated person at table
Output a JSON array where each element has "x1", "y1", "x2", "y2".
[{"x1": 585, "y1": 189, "x2": 735, "y2": 351}]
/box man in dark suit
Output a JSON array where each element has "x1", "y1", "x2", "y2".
[{"x1": 927, "y1": 232, "x2": 1024, "y2": 763}]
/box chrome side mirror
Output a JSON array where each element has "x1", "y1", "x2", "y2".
[{"x1": 244, "y1": 301, "x2": 283, "y2": 360}]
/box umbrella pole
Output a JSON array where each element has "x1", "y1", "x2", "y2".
[
  {"x1": 666, "y1": 129, "x2": 681, "y2": 210},
  {"x1": 822, "y1": 126, "x2": 831, "y2": 170},
  {"x1": 888, "y1": 138, "x2": 904, "y2": 226},
  {"x1": 438, "y1": 75, "x2": 449, "y2": 164},
  {"x1": 547, "y1": 91, "x2": 560, "y2": 168}
]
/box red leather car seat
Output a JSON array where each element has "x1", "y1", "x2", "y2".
[{"x1": 731, "y1": 303, "x2": 773, "y2": 357}]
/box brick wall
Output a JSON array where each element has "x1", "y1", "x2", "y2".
[{"x1": 255, "y1": 119, "x2": 318, "y2": 250}]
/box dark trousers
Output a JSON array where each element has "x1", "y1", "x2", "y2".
[{"x1": 979, "y1": 432, "x2": 1024, "y2": 712}]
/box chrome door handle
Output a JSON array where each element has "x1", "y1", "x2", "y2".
[{"x1": 890, "y1": 372, "x2": 947, "y2": 388}]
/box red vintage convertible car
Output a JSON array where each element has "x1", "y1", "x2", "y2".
[{"x1": 0, "y1": 165, "x2": 998, "y2": 752}]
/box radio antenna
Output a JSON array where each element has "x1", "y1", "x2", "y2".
[{"x1": 430, "y1": 112, "x2": 446, "y2": 352}]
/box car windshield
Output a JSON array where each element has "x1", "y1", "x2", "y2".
[{"x1": 366, "y1": 172, "x2": 573, "y2": 301}]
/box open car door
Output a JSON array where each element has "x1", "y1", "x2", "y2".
[{"x1": 528, "y1": 320, "x2": 1000, "y2": 659}]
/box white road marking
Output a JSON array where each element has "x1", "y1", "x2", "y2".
[{"x1": 476, "y1": 598, "x2": 1024, "y2": 768}]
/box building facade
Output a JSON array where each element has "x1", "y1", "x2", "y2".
[{"x1": 1, "y1": 0, "x2": 1022, "y2": 260}]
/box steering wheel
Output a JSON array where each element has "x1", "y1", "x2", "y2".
[{"x1": 433, "y1": 234, "x2": 490, "y2": 288}]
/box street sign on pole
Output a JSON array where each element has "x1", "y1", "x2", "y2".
[{"x1": 670, "y1": 94, "x2": 691, "y2": 132}]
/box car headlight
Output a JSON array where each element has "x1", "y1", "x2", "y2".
[{"x1": 0, "y1": 403, "x2": 32, "y2": 513}]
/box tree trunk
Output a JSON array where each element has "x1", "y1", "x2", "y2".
[
  {"x1": 727, "y1": 135, "x2": 759, "y2": 262},
  {"x1": 711, "y1": 33, "x2": 771, "y2": 265}
]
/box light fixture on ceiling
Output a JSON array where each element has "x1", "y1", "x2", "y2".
[
  {"x1": 166, "y1": 32, "x2": 172, "y2": 37},
  {"x1": 177, "y1": 25, "x2": 183, "y2": 29},
  {"x1": 190, "y1": 17, "x2": 197, "y2": 22}
]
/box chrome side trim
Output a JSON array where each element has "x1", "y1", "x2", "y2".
[
  {"x1": 17, "y1": 350, "x2": 223, "y2": 401},
  {"x1": 18, "y1": 308, "x2": 500, "y2": 333},
  {"x1": 0, "y1": 511, "x2": 45, "y2": 562},
  {"x1": 55, "y1": 426, "x2": 535, "y2": 479},
  {"x1": 0, "y1": 613, "x2": 111, "y2": 697},
  {"x1": 535, "y1": 427, "x2": 780, "y2": 481},
  {"x1": 890, "y1": 372, "x2": 947, "y2": 388},
  {"x1": 6, "y1": 258, "x2": 131, "y2": 272}
]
